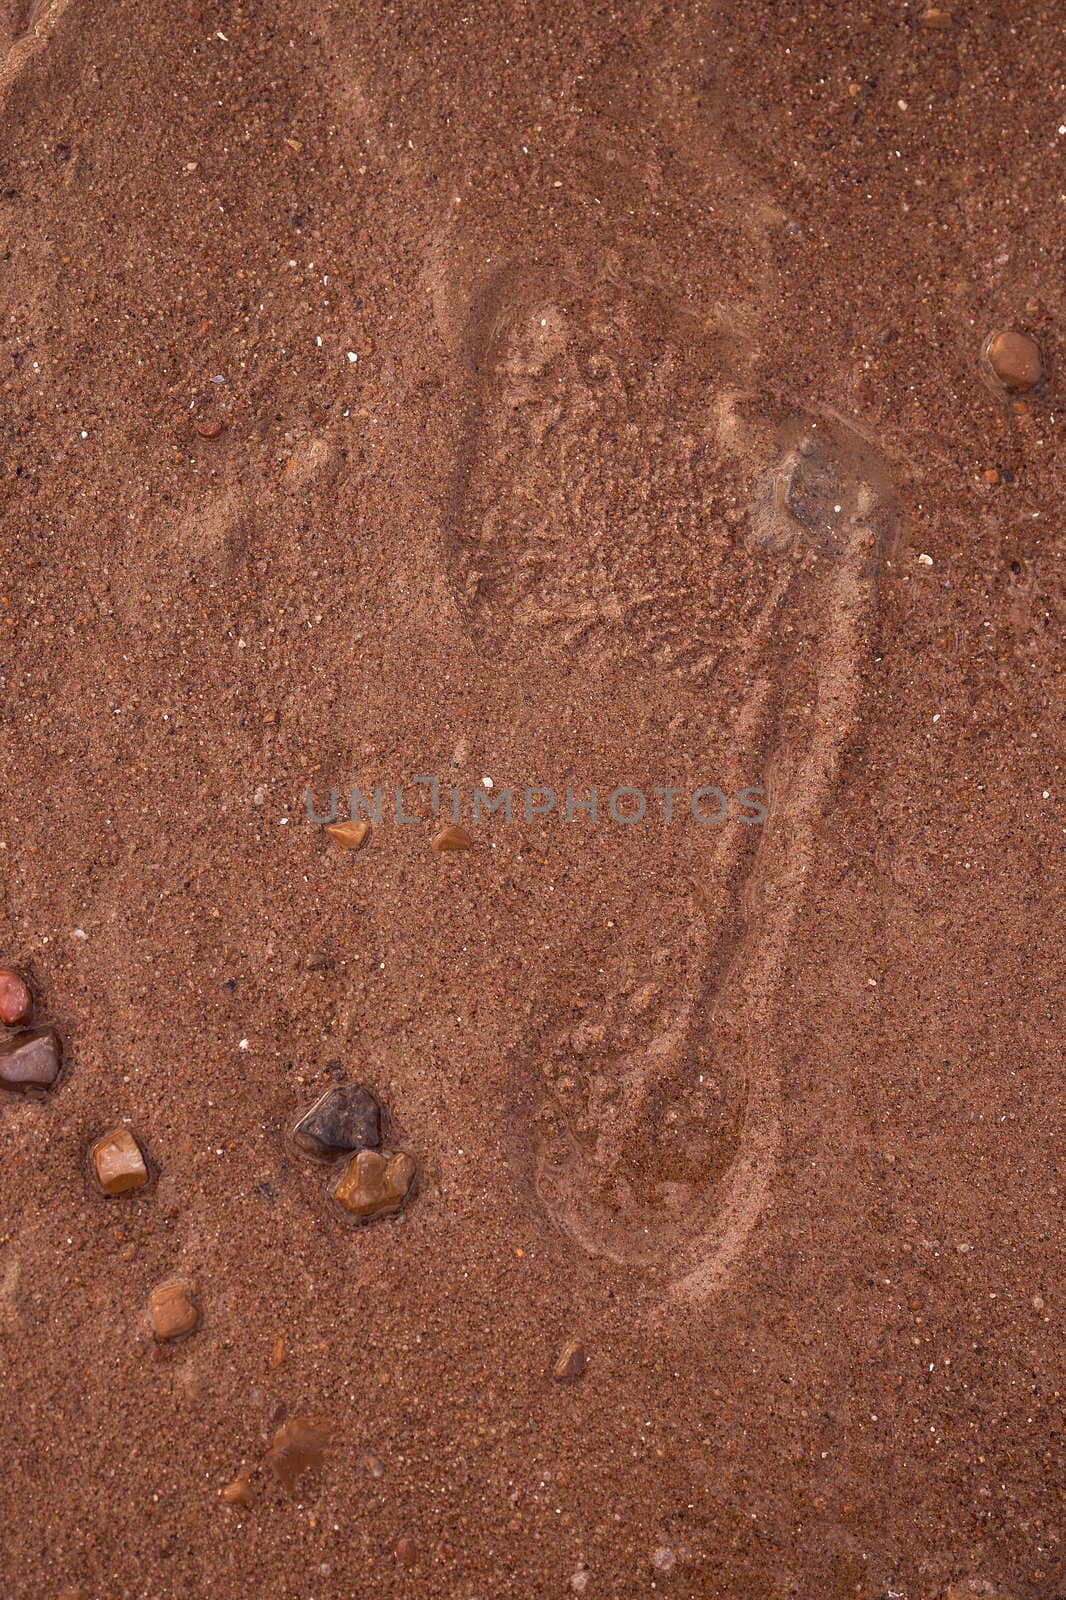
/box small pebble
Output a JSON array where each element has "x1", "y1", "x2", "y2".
[
  {"x1": 221, "y1": 1473, "x2": 255, "y2": 1507},
  {"x1": 552, "y1": 1340, "x2": 588, "y2": 1383},
  {"x1": 293, "y1": 1082, "x2": 381, "y2": 1160},
  {"x1": 432, "y1": 823, "x2": 472, "y2": 852},
  {"x1": 394, "y1": 1537, "x2": 419, "y2": 1568},
  {"x1": 264, "y1": 1416, "x2": 331, "y2": 1491},
  {"x1": 0, "y1": 967, "x2": 32, "y2": 1026},
  {"x1": 0, "y1": 1026, "x2": 61, "y2": 1092},
  {"x1": 651, "y1": 1547, "x2": 677, "y2": 1574},
  {"x1": 92, "y1": 1127, "x2": 149, "y2": 1195},
  {"x1": 150, "y1": 1280, "x2": 200, "y2": 1341},
  {"x1": 195, "y1": 418, "x2": 226, "y2": 439},
  {"x1": 324, "y1": 818, "x2": 371, "y2": 852},
  {"x1": 333, "y1": 1148, "x2": 415, "y2": 1221},
  {"x1": 919, "y1": 7, "x2": 954, "y2": 26},
  {"x1": 984, "y1": 330, "x2": 1042, "y2": 392}
]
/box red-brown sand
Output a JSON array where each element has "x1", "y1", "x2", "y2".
[{"x1": 0, "y1": 2, "x2": 1062, "y2": 1596}]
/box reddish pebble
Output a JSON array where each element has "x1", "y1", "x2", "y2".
[
  {"x1": 0, "y1": 967, "x2": 32, "y2": 1026},
  {"x1": 195, "y1": 418, "x2": 226, "y2": 439},
  {"x1": 432, "y1": 823, "x2": 472, "y2": 852},
  {"x1": 221, "y1": 1474, "x2": 255, "y2": 1507},
  {"x1": 324, "y1": 818, "x2": 371, "y2": 852},
  {"x1": 552, "y1": 1340, "x2": 588, "y2": 1383},
  {"x1": 150, "y1": 1280, "x2": 200, "y2": 1341},
  {"x1": 984, "y1": 330, "x2": 1042, "y2": 392},
  {"x1": 92, "y1": 1127, "x2": 150, "y2": 1195},
  {"x1": 394, "y1": 1537, "x2": 419, "y2": 1568}
]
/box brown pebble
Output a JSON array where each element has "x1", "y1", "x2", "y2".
[
  {"x1": 432, "y1": 823, "x2": 472, "y2": 852},
  {"x1": 984, "y1": 330, "x2": 1042, "y2": 392},
  {"x1": 221, "y1": 1474, "x2": 255, "y2": 1507},
  {"x1": 264, "y1": 1416, "x2": 331, "y2": 1492},
  {"x1": 92, "y1": 1127, "x2": 150, "y2": 1195},
  {"x1": 269, "y1": 1334, "x2": 286, "y2": 1371},
  {"x1": 0, "y1": 1026, "x2": 61, "y2": 1092},
  {"x1": 982, "y1": 467, "x2": 1000, "y2": 486},
  {"x1": 919, "y1": 7, "x2": 953, "y2": 26},
  {"x1": 394, "y1": 1537, "x2": 419, "y2": 1568},
  {"x1": 324, "y1": 818, "x2": 371, "y2": 852},
  {"x1": 150, "y1": 1280, "x2": 200, "y2": 1341},
  {"x1": 552, "y1": 1340, "x2": 588, "y2": 1383},
  {"x1": 195, "y1": 418, "x2": 226, "y2": 439},
  {"x1": 0, "y1": 967, "x2": 32, "y2": 1026},
  {"x1": 333, "y1": 1148, "x2": 415, "y2": 1221}
]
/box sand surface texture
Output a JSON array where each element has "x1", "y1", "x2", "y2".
[{"x1": 0, "y1": 1, "x2": 1062, "y2": 1596}]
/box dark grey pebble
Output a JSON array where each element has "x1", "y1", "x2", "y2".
[
  {"x1": 0, "y1": 1025, "x2": 62, "y2": 1091},
  {"x1": 293, "y1": 1082, "x2": 381, "y2": 1160}
]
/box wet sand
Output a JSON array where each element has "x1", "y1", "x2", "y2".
[{"x1": 0, "y1": 2, "x2": 1062, "y2": 1596}]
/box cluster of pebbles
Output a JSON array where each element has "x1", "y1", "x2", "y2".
[
  {"x1": 0, "y1": 965, "x2": 417, "y2": 1355},
  {"x1": 325, "y1": 819, "x2": 473, "y2": 853},
  {"x1": 292, "y1": 1081, "x2": 417, "y2": 1221},
  {"x1": 0, "y1": 966, "x2": 62, "y2": 1090}
]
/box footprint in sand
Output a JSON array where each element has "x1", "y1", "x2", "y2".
[
  {"x1": 443, "y1": 262, "x2": 897, "y2": 1305},
  {"x1": 0, "y1": 0, "x2": 70, "y2": 88}
]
